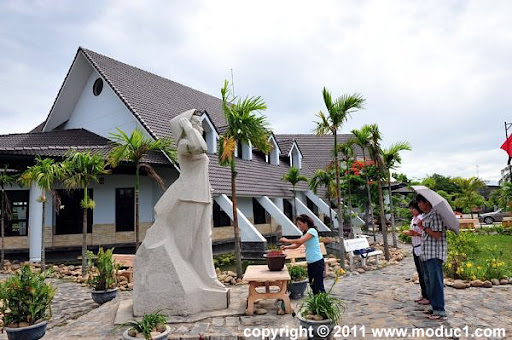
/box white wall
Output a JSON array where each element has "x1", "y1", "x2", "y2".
[
  {"x1": 237, "y1": 197, "x2": 254, "y2": 220},
  {"x1": 64, "y1": 70, "x2": 150, "y2": 140}
]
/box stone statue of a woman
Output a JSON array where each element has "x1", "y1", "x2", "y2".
[{"x1": 133, "y1": 109, "x2": 228, "y2": 316}]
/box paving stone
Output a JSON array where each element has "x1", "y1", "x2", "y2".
[
  {"x1": 211, "y1": 317, "x2": 225, "y2": 327},
  {"x1": 225, "y1": 316, "x2": 240, "y2": 327},
  {"x1": 188, "y1": 322, "x2": 210, "y2": 335}
]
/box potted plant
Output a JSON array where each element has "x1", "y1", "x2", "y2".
[
  {"x1": 121, "y1": 312, "x2": 171, "y2": 340},
  {"x1": 263, "y1": 245, "x2": 287, "y2": 271},
  {"x1": 297, "y1": 269, "x2": 346, "y2": 339},
  {"x1": 87, "y1": 247, "x2": 119, "y2": 304},
  {"x1": 0, "y1": 265, "x2": 55, "y2": 340},
  {"x1": 288, "y1": 265, "x2": 308, "y2": 299}
]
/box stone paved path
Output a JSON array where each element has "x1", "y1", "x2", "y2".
[{"x1": 2, "y1": 251, "x2": 511, "y2": 339}]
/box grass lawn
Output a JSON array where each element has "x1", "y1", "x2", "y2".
[{"x1": 475, "y1": 234, "x2": 512, "y2": 263}]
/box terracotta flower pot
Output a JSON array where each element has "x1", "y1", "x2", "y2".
[{"x1": 264, "y1": 253, "x2": 287, "y2": 271}]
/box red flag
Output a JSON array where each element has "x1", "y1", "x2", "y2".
[{"x1": 501, "y1": 135, "x2": 512, "y2": 157}]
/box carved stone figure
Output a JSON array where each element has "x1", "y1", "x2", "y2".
[{"x1": 133, "y1": 109, "x2": 228, "y2": 316}]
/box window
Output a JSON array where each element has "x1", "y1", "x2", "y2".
[
  {"x1": 1, "y1": 191, "x2": 29, "y2": 236},
  {"x1": 284, "y1": 199, "x2": 293, "y2": 220},
  {"x1": 252, "y1": 198, "x2": 270, "y2": 224},
  {"x1": 116, "y1": 188, "x2": 134, "y2": 232},
  {"x1": 55, "y1": 189, "x2": 93, "y2": 235},
  {"x1": 93, "y1": 78, "x2": 103, "y2": 96},
  {"x1": 213, "y1": 201, "x2": 231, "y2": 227}
]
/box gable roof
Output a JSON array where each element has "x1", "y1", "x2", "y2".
[
  {"x1": 0, "y1": 129, "x2": 169, "y2": 165},
  {"x1": 77, "y1": 47, "x2": 227, "y2": 139}
]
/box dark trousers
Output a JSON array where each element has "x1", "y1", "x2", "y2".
[
  {"x1": 423, "y1": 258, "x2": 446, "y2": 316},
  {"x1": 413, "y1": 251, "x2": 428, "y2": 299},
  {"x1": 307, "y1": 259, "x2": 325, "y2": 295}
]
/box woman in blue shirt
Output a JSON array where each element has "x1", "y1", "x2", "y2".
[{"x1": 280, "y1": 214, "x2": 325, "y2": 294}]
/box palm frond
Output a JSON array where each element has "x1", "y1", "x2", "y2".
[{"x1": 139, "y1": 163, "x2": 166, "y2": 190}]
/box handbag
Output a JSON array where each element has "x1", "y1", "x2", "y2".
[{"x1": 353, "y1": 247, "x2": 375, "y2": 258}]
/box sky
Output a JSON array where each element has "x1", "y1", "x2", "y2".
[{"x1": 1, "y1": 0, "x2": 511, "y2": 183}]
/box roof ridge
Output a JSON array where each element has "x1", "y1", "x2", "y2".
[{"x1": 0, "y1": 128, "x2": 107, "y2": 138}]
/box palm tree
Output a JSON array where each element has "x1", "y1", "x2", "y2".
[
  {"x1": 0, "y1": 166, "x2": 16, "y2": 271},
  {"x1": 282, "y1": 167, "x2": 308, "y2": 220},
  {"x1": 62, "y1": 151, "x2": 109, "y2": 276},
  {"x1": 382, "y1": 142, "x2": 411, "y2": 247},
  {"x1": 218, "y1": 80, "x2": 272, "y2": 278},
  {"x1": 366, "y1": 124, "x2": 391, "y2": 260},
  {"x1": 19, "y1": 157, "x2": 64, "y2": 271},
  {"x1": 108, "y1": 128, "x2": 175, "y2": 251},
  {"x1": 309, "y1": 168, "x2": 336, "y2": 233},
  {"x1": 338, "y1": 141, "x2": 355, "y2": 236},
  {"x1": 314, "y1": 87, "x2": 365, "y2": 266},
  {"x1": 351, "y1": 126, "x2": 377, "y2": 240},
  {"x1": 453, "y1": 177, "x2": 486, "y2": 218}
]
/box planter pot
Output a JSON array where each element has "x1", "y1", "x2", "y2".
[
  {"x1": 123, "y1": 325, "x2": 171, "y2": 340},
  {"x1": 4, "y1": 321, "x2": 47, "y2": 340},
  {"x1": 264, "y1": 254, "x2": 287, "y2": 271},
  {"x1": 289, "y1": 279, "x2": 309, "y2": 299},
  {"x1": 297, "y1": 313, "x2": 335, "y2": 339},
  {"x1": 91, "y1": 288, "x2": 118, "y2": 304}
]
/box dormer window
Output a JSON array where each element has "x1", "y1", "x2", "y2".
[
  {"x1": 267, "y1": 135, "x2": 280, "y2": 165},
  {"x1": 237, "y1": 141, "x2": 252, "y2": 160},
  {"x1": 200, "y1": 113, "x2": 218, "y2": 154},
  {"x1": 289, "y1": 142, "x2": 302, "y2": 169}
]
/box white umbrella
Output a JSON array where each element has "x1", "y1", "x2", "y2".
[{"x1": 412, "y1": 185, "x2": 460, "y2": 235}]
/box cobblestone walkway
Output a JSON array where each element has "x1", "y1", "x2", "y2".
[{"x1": 2, "y1": 252, "x2": 511, "y2": 339}]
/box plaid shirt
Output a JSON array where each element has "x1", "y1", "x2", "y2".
[{"x1": 420, "y1": 209, "x2": 447, "y2": 262}]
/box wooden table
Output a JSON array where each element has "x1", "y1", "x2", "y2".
[{"x1": 242, "y1": 265, "x2": 292, "y2": 316}]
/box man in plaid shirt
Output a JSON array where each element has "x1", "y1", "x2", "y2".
[{"x1": 417, "y1": 194, "x2": 447, "y2": 319}]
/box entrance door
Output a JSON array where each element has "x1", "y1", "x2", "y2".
[
  {"x1": 55, "y1": 189, "x2": 93, "y2": 235},
  {"x1": 116, "y1": 188, "x2": 134, "y2": 232}
]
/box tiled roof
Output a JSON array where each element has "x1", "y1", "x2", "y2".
[
  {"x1": 79, "y1": 48, "x2": 228, "y2": 139},
  {"x1": 275, "y1": 134, "x2": 365, "y2": 177},
  {"x1": 29, "y1": 122, "x2": 45, "y2": 133},
  {"x1": 208, "y1": 154, "x2": 309, "y2": 198},
  {"x1": 0, "y1": 129, "x2": 169, "y2": 165}
]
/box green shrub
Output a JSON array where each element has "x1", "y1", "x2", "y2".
[
  {"x1": 213, "y1": 253, "x2": 235, "y2": 268},
  {"x1": 0, "y1": 265, "x2": 55, "y2": 327},
  {"x1": 122, "y1": 312, "x2": 167, "y2": 340},
  {"x1": 398, "y1": 225, "x2": 412, "y2": 244},
  {"x1": 299, "y1": 270, "x2": 345, "y2": 322},
  {"x1": 288, "y1": 265, "x2": 307, "y2": 281},
  {"x1": 87, "y1": 247, "x2": 119, "y2": 291}
]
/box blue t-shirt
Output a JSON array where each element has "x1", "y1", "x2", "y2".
[{"x1": 305, "y1": 228, "x2": 323, "y2": 263}]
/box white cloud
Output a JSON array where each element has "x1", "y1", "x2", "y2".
[{"x1": 1, "y1": 0, "x2": 511, "y2": 182}]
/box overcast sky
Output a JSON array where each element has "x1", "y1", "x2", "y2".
[{"x1": 1, "y1": 0, "x2": 511, "y2": 183}]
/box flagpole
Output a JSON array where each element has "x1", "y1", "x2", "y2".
[{"x1": 505, "y1": 122, "x2": 512, "y2": 183}]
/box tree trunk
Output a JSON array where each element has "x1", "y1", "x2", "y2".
[
  {"x1": 82, "y1": 188, "x2": 88, "y2": 276},
  {"x1": 1, "y1": 191, "x2": 4, "y2": 271},
  {"x1": 388, "y1": 177, "x2": 398, "y2": 248},
  {"x1": 292, "y1": 187, "x2": 297, "y2": 221},
  {"x1": 41, "y1": 191, "x2": 46, "y2": 272},
  {"x1": 333, "y1": 131, "x2": 346, "y2": 269},
  {"x1": 135, "y1": 164, "x2": 140, "y2": 251},
  {"x1": 231, "y1": 163, "x2": 243, "y2": 278},
  {"x1": 377, "y1": 180, "x2": 390, "y2": 260},
  {"x1": 363, "y1": 151, "x2": 377, "y2": 242},
  {"x1": 346, "y1": 164, "x2": 353, "y2": 237}
]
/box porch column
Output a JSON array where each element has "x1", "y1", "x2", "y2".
[
  {"x1": 28, "y1": 183, "x2": 43, "y2": 262},
  {"x1": 256, "y1": 196, "x2": 302, "y2": 237}
]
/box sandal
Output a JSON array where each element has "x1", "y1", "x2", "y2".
[
  {"x1": 423, "y1": 309, "x2": 433, "y2": 315},
  {"x1": 417, "y1": 299, "x2": 430, "y2": 305},
  {"x1": 428, "y1": 314, "x2": 447, "y2": 320}
]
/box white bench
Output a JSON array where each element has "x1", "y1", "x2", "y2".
[{"x1": 343, "y1": 237, "x2": 382, "y2": 270}]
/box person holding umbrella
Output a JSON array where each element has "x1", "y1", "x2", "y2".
[{"x1": 416, "y1": 194, "x2": 447, "y2": 320}]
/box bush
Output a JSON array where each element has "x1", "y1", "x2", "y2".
[
  {"x1": 398, "y1": 225, "x2": 412, "y2": 244},
  {"x1": 87, "y1": 247, "x2": 119, "y2": 291},
  {"x1": 122, "y1": 312, "x2": 167, "y2": 340},
  {"x1": 213, "y1": 253, "x2": 235, "y2": 268},
  {"x1": 288, "y1": 265, "x2": 307, "y2": 281},
  {"x1": 0, "y1": 265, "x2": 55, "y2": 327}
]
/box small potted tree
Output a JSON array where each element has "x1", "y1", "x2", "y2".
[
  {"x1": 87, "y1": 247, "x2": 119, "y2": 304},
  {"x1": 0, "y1": 265, "x2": 55, "y2": 340},
  {"x1": 121, "y1": 312, "x2": 171, "y2": 340},
  {"x1": 288, "y1": 265, "x2": 308, "y2": 299},
  {"x1": 297, "y1": 269, "x2": 346, "y2": 339},
  {"x1": 263, "y1": 245, "x2": 287, "y2": 271}
]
